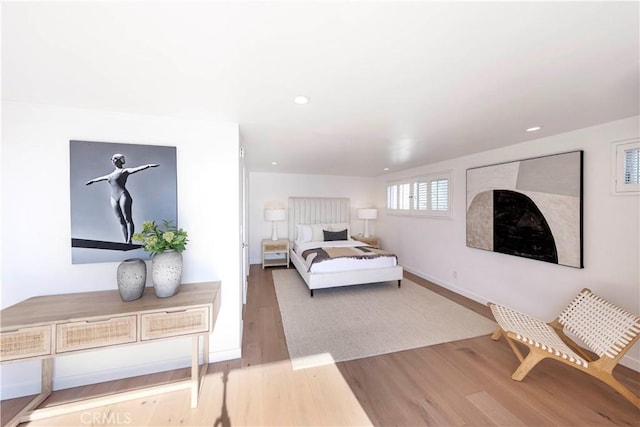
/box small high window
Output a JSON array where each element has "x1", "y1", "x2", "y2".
[
  {"x1": 623, "y1": 146, "x2": 639, "y2": 185},
  {"x1": 386, "y1": 170, "x2": 453, "y2": 218},
  {"x1": 612, "y1": 139, "x2": 640, "y2": 194}
]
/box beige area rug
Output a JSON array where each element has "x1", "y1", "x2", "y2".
[{"x1": 272, "y1": 269, "x2": 497, "y2": 369}]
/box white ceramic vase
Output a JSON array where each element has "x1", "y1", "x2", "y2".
[
  {"x1": 151, "y1": 250, "x2": 183, "y2": 298},
  {"x1": 117, "y1": 258, "x2": 146, "y2": 302}
]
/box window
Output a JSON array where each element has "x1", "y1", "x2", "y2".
[
  {"x1": 386, "y1": 170, "x2": 452, "y2": 218},
  {"x1": 386, "y1": 182, "x2": 410, "y2": 210},
  {"x1": 398, "y1": 182, "x2": 411, "y2": 210},
  {"x1": 623, "y1": 146, "x2": 639, "y2": 184},
  {"x1": 612, "y1": 139, "x2": 640, "y2": 194},
  {"x1": 430, "y1": 179, "x2": 449, "y2": 211},
  {"x1": 413, "y1": 179, "x2": 427, "y2": 211}
]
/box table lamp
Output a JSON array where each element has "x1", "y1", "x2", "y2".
[
  {"x1": 264, "y1": 208, "x2": 286, "y2": 241},
  {"x1": 357, "y1": 208, "x2": 377, "y2": 238}
]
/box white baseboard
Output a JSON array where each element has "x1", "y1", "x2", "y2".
[
  {"x1": 0, "y1": 347, "x2": 242, "y2": 400},
  {"x1": 209, "y1": 347, "x2": 242, "y2": 364},
  {"x1": 622, "y1": 355, "x2": 640, "y2": 372},
  {"x1": 0, "y1": 375, "x2": 40, "y2": 401},
  {"x1": 402, "y1": 265, "x2": 640, "y2": 373},
  {"x1": 403, "y1": 265, "x2": 490, "y2": 305}
]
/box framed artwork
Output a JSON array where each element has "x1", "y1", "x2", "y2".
[
  {"x1": 70, "y1": 140, "x2": 177, "y2": 264},
  {"x1": 466, "y1": 151, "x2": 583, "y2": 268}
]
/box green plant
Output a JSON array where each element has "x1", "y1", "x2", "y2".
[{"x1": 132, "y1": 220, "x2": 188, "y2": 255}]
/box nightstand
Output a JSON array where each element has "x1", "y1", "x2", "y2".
[
  {"x1": 262, "y1": 239, "x2": 290, "y2": 268},
  {"x1": 352, "y1": 235, "x2": 380, "y2": 249}
]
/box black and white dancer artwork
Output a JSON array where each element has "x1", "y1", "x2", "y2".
[{"x1": 70, "y1": 140, "x2": 177, "y2": 264}]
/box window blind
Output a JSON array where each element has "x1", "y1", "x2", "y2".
[
  {"x1": 386, "y1": 170, "x2": 452, "y2": 217},
  {"x1": 398, "y1": 183, "x2": 411, "y2": 210},
  {"x1": 413, "y1": 180, "x2": 428, "y2": 211},
  {"x1": 387, "y1": 185, "x2": 398, "y2": 209},
  {"x1": 430, "y1": 179, "x2": 449, "y2": 211},
  {"x1": 624, "y1": 148, "x2": 640, "y2": 184}
]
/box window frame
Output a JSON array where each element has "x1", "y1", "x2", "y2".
[
  {"x1": 386, "y1": 170, "x2": 453, "y2": 218},
  {"x1": 611, "y1": 138, "x2": 640, "y2": 195}
]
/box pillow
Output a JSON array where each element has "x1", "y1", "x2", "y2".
[
  {"x1": 323, "y1": 229, "x2": 348, "y2": 241},
  {"x1": 296, "y1": 224, "x2": 312, "y2": 243},
  {"x1": 311, "y1": 224, "x2": 327, "y2": 241}
]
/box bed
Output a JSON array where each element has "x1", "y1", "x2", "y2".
[{"x1": 288, "y1": 197, "x2": 403, "y2": 296}]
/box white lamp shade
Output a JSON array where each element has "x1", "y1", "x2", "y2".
[
  {"x1": 265, "y1": 208, "x2": 286, "y2": 241},
  {"x1": 264, "y1": 209, "x2": 286, "y2": 222},
  {"x1": 357, "y1": 208, "x2": 377, "y2": 238},
  {"x1": 357, "y1": 208, "x2": 378, "y2": 220}
]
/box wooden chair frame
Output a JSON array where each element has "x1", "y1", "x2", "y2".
[{"x1": 489, "y1": 288, "x2": 640, "y2": 409}]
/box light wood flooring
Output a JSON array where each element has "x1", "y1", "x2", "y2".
[{"x1": 2, "y1": 265, "x2": 639, "y2": 426}]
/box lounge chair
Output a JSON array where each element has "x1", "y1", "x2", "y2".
[{"x1": 488, "y1": 288, "x2": 640, "y2": 408}]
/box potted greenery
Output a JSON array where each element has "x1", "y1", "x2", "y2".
[{"x1": 133, "y1": 220, "x2": 188, "y2": 297}]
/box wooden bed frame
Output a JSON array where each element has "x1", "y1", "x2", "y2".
[{"x1": 288, "y1": 197, "x2": 403, "y2": 296}]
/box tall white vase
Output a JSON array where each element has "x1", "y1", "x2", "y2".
[{"x1": 151, "y1": 250, "x2": 183, "y2": 298}]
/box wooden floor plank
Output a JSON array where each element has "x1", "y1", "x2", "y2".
[
  {"x1": 466, "y1": 391, "x2": 527, "y2": 427},
  {"x1": 303, "y1": 362, "x2": 372, "y2": 426}
]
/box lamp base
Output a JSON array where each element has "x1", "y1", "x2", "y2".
[{"x1": 271, "y1": 221, "x2": 279, "y2": 241}]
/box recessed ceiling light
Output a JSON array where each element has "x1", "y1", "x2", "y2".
[
  {"x1": 526, "y1": 126, "x2": 542, "y2": 132},
  {"x1": 271, "y1": 162, "x2": 277, "y2": 165},
  {"x1": 383, "y1": 167, "x2": 390, "y2": 171},
  {"x1": 294, "y1": 95, "x2": 309, "y2": 105}
]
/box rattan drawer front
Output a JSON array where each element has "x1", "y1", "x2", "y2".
[
  {"x1": 141, "y1": 307, "x2": 210, "y2": 340},
  {"x1": 264, "y1": 243, "x2": 287, "y2": 252},
  {"x1": 56, "y1": 316, "x2": 137, "y2": 353},
  {"x1": 1, "y1": 326, "x2": 52, "y2": 361}
]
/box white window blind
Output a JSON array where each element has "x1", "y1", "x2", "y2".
[
  {"x1": 386, "y1": 170, "x2": 452, "y2": 217},
  {"x1": 624, "y1": 147, "x2": 640, "y2": 184},
  {"x1": 387, "y1": 185, "x2": 398, "y2": 209},
  {"x1": 430, "y1": 179, "x2": 449, "y2": 211},
  {"x1": 386, "y1": 182, "x2": 411, "y2": 210},
  {"x1": 612, "y1": 139, "x2": 640, "y2": 194},
  {"x1": 413, "y1": 180, "x2": 428, "y2": 211},
  {"x1": 398, "y1": 183, "x2": 411, "y2": 210}
]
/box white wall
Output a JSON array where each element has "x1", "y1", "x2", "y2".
[
  {"x1": 248, "y1": 172, "x2": 378, "y2": 263},
  {"x1": 1, "y1": 102, "x2": 242, "y2": 398},
  {"x1": 378, "y1": 117, "x2": 640, "y2": 370}
]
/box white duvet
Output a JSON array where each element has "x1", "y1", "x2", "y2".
[{"x1": 293, "y1": 240, "x2": 398, "y2": 273}]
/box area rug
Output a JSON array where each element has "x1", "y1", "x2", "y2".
[{"x1": 272, "y1": 269, "x2": 497, "y2": 369}]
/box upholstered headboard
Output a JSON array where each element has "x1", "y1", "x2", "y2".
[{"x1": 288, "y1": 197, "x2": 350, "y2": 241}]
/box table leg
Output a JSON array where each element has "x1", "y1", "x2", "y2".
[
  {"x1": 191, "y1": 336, "x2": 199, "y2": 408},
  {"x1": 4, "y1": 359, "x2": 53, "y2": 427}
]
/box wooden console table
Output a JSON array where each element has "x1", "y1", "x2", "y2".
[{"x1": 0, "y1": 282, "x2": 221, "y2": 427}]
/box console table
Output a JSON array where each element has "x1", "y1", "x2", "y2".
[{"x1": 0, "y1": 282, "x2": 221, "y2": 427}]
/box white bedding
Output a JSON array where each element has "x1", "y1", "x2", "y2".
[{"x1": 293, "y1": 239, "x2": 398, "y2": 273}]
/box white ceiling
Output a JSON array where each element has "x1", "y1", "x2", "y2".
[{"x1": 3, "y1": 1, "x2": 639, "y2": 177}]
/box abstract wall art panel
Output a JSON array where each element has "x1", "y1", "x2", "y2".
[
  {"x1": 70, "y1": 140, "x2": 177, "y2": 264},
  {"x1": 466, "y1": 151, "x2": 583, "y2": 268}
]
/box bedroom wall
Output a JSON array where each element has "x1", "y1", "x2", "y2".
[
  {"x1": 377, "y1": 116, "x2": 640, "y2": 370},
  {"x1": 247, "y1": 172, "x2": 378, "y2": 264},
  {"x1": 1, "y1": 102, "x2": 243, "y2": 398}
]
